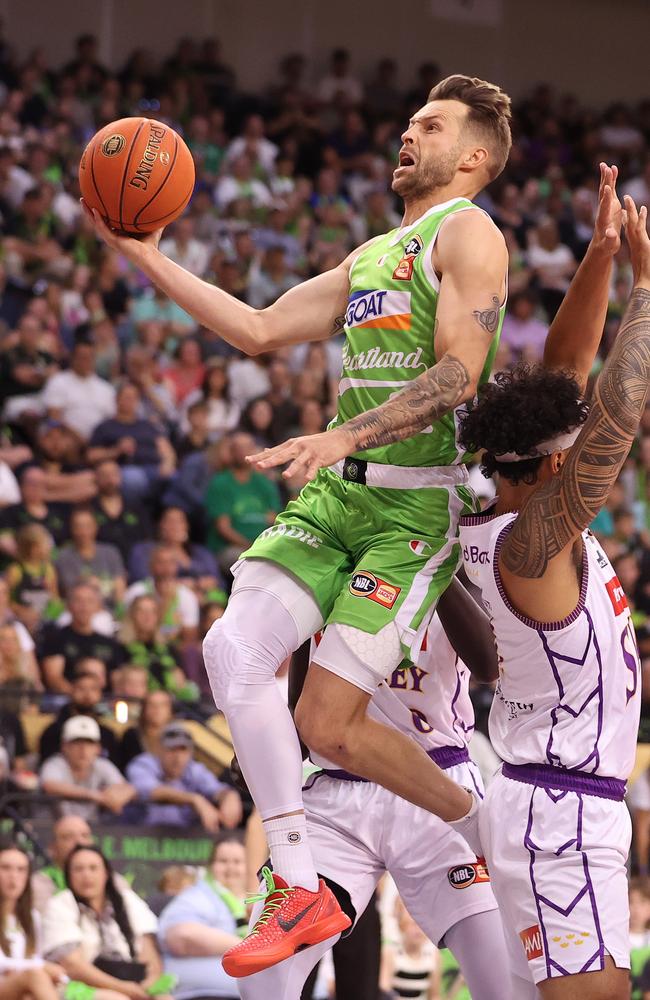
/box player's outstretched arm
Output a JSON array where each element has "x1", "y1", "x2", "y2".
[
  {"x1": 249, "y1": 211, "x2": 507, "y2": 480},
  {"x1": 543, "y1": 163, "x2": 624, "y2": 391},
  {"x1": 436, "y1": 577, "x2": 498, "y2": 682},
  {"x1": 502, "y1": 197, "x2": 650, "y2": 579},
  {"x1": 83, "y1": 202, "x2": 359, "y2": 354}
]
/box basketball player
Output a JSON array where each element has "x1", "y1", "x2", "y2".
[
  {"x1": 87, "y1": 74, "x2": 514, "y2": 974},
  {"x1": 455, "y1": 196, "x2": 650, "y2": 999},
  {"x1": 238, "y1": 578, "x2": 511, "y2": 1000}
]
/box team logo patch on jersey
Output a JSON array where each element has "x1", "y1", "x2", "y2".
[
  {"x1": 345, "y1": 289, "x2": 411, "y2": 331},
  {"x1": 519, "y1": 924, "x2": 543, "y2": 961},
  {"x1": 349, "y1": 573, "x2": 401, "y2": 608},
  {"x1": 606, "y1": 575, "x2": 628, "y2": 615},
  {"x1": 447, "y1": 858, "x2": 490, "y2": 890},
  {"x1": 393, "y1": 234, "x2": 423, "y2": 281}
]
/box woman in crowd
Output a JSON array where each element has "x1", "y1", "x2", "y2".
[
  {"x1": 42, "y1": 845, "x2": 162, "y2": 1000},
  {"x1": 163, "y1": 339, "x2": 205, "y2": 408},
  {"x1": 0, "y1": 621, "x2": 42, "y2": 710},
  {"x1": 127, "y1": 508, "x2": 219, "y2": 594},
  {"x1": 118, "y1": 689, "x2": 174, "y2": 772},
  {"x1": 0, "y1": 841, "x2": 67, "y2": 1000},
  {"x1": 5, "y1": 525, "x2": 59, "y2": 633},
  {"x1": 157, "y1": 837, "x2": 248, "y2": 1000},
  {"x1": 118, "y1": 596, "x2": 197, "y2": 703},
  {"x1": 179, "y1": 360, "x2": 240, "y2": 442}
]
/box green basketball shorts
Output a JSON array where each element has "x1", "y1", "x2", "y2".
[{"x1": 240, "y1": 461, "x2": 477, "y2": 657}]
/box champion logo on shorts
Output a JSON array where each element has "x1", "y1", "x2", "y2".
[
  {"x1": 409, "y1": 539, "x2": 431, "y2": 556},
  {"x1": 447, "y1": 859, "x2": 490, "y2": 890},
  {"x1": 349, "y1": 573, "x2": 401, "y2": 608},
  {"x1": 519, "y1": 924, "x2": 543, "y2": 961}
]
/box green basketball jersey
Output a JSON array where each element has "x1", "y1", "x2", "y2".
[{"x1": 330, "y1": 196, "x2": 504, "y2": 468}]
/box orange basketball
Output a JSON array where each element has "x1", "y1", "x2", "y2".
[{"x1": 79, "y1": 117, "x2": 195, "y2": 235}]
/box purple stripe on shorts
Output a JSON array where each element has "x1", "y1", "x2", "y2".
[
  {"x1": 323, "y1": 745, "x2": 470, "y2": 782},
  {"x1": 502, "y1": 762, "x2": 626, "y2": 801}
]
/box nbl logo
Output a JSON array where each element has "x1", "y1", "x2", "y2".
[
  {"x1": 350, "y1": 573, "x2": 377, "y2": 596},
  {"x1": 101, "y1": 134, "x2": 126, "y2": 157}
]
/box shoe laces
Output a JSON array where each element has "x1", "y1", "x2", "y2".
[{"x1": 245, "y1": 866, "x2": 296, "y2": 931}]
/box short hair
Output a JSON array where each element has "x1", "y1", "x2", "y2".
[
  {"x1": 458, "y1": 363, "x2": 589, "y2": 485},
  {"x1": 428, "y1": 74, "x2": 512, "y2": 180}
]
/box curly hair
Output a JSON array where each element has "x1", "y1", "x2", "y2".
[{"x1": 458, "y1": 363, "x2": 589, "y2": 485}]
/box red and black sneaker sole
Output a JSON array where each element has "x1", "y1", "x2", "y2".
[{"x1": 222, "y1": 908, "x2": 352, "y2": 978}]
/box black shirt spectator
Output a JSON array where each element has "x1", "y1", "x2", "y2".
[
  {"x1": 0, "y1": 465, "x2": 69, "y2": 554},
  {"x1": 92, "y1": 460, "x2": 152, "y2": 564},
  {"x1": 38, "y1": 668, "x2": 120, "y2": 766}
]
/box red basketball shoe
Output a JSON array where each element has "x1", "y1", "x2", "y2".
[{"x1": 222, "y1": 866, "x2": 351, "y2": 978}]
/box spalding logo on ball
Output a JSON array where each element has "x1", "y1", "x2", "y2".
[{"x1": 79, "y1": 117, "x2": 195, "y2": 235}]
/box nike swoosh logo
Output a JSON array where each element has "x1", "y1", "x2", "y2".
[{"x1": 277, "y1": 900, "x2": 318, "y2": 932}]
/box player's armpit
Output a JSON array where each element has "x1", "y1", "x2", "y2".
[{"x1": 501, "y1": 281, "x2": 650, "y2": 581}]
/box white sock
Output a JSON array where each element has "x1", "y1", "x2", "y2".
[{"x1": 264, "y1": 814, "x2": 319, "y2": 892}]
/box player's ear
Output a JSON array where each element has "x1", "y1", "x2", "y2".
[
  {"x1": 551, "y1": 451, "x2": 566, "y2": 475},
  {"x1": 460, "y1": 145, "x2": 489, "y2": 174}
]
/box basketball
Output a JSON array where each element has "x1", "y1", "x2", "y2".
[{"x1": 78, "y1": 117, "x2": 195, "y2": 235}]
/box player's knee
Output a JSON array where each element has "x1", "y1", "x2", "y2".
[{"x1": 296, "y1": 698, "x2": 360, "y2": 767}]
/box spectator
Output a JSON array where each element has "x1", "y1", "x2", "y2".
[
  {"x1": 32, "y1": 421, "x2": 97, "y2": 505},
  {"x1": 31, "y1": 815, "x2": 94, "y2": 914},
  {"x1": 110, "y1": 664, "x2": 149, "y2": 705},
  {"x1": 380, "y1": 900, "x2": 440, "y2": 999},
  {"x1": 204, "y1": 432, "x2": 281, "y2": 571},
  {"x1": 39, "y1": 716, "x2": 135, "y2": 822},
  {"x1": 162, "y1": 340, "x2": 205, "y2": 409},
  {"x1": 157, "y1": 837, "x2": 247, "y2": 1000},
  {"x1": 178, "y1": 360, "x2": 240, "y2": 443},
  {"x1": 119, "y1": 690, "x2": 174, "y2": 773},
  {"x1": 0, "y1": 313, "x2": 57, "y2": 419},
  {"x1": 174, "y1": 401, "x2": 210, "y2": 462},
  {"x1": 39, "y1": 582, "x2": 127, "y2": 694},
  {"x1": 526, "y1": 217, "x2": 577, "y2": 320},
  {"x1": 214, "y1": 154, "x2": 272, "y2": 214},
  {"x1": 87, "y1": 382, "x2": 176, "y2": 506},
  {"x1": 499, "y1": 290, "x2": 549, "y2": 362},
  {"x1": 38, "y1": 667, "x2": 120, "y2": 766},
  {"x1": 317, "y1": 48, "x2": 362, "y2": 106},
  {"x1": 126, "y1": 722, "x2": 242, "y2": 832},
  {"x1": 42, "y1": 844, "x2": 162, "y2": 998},
  {"x1": 0, "y1": 621, "x2": 42, "y2": 708},
  {"x1": 629, "y1": 878, "x2": 650, "y2": 999},
  {"x1": 92, "y1": 460, "x2": 152, "y2": 565},
  {"x1": 124, "y1": 547, "x2": 200, "y2": 645},
  {"x1": 159, "y1": 218, "x2": 210, "y2": 279},
  {"x1": 246, "y1": 247, "x2": 300, "y2": 309},
  {"x1": 6, "y1": 524, "x2": 59, "y2": 633},
  {"x1": 147, "y1": 866, "x2": 197, "y2": 918},
  {"x1": 54, "y1": 507, "x2": 125, "y2": 609},
  {"x1": 119, "y1": 595, "x2": 197, "y2": 702},
  {"x1": 0, "y1": 465, "x2": 68, "y2": 559},
  {"x1": 0, "y1": 842, "x2": 67, "y2": 1000},
  {"x1": 40, "y1": 340, "x2": 115, "y2": 440},
  {"x1": 128, "y1": 507, "x2": 219, "y2": 593}
]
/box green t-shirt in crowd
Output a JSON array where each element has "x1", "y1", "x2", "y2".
[{"x1": 205, "y1": 469, "x2": 281, "y2": 553}]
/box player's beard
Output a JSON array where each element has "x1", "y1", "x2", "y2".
[{"x1": 393, "y1": 143, "x2": 461, "y2": 201}]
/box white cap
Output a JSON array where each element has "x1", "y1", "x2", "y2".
[{"x1": 62, "y1": 716, "x2": 101, "y2": 743}]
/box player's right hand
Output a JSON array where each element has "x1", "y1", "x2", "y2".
[
  {"x1": 80, "y1": 199, "x2": 165, "y2": 255},
  {"x1": 592, "y1": 162, "x2": 625, "y2": 257},
  {"x1": 624, "y1": 196, "x2": 650, "y2": 286},
  {"x1": 448, "y1": 788, "x2": 483, "y2": 857}
]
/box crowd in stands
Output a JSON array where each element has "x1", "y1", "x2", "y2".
[{"x1": 0, "y1": 26, "x2": 649, "y2": 999}]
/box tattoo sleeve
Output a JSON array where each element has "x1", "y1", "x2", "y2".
[
  {"x1": 502, "y1": 286, "x2": 650, "y2": 578},
  {"x1": 343, "y1": 353, "x2": 471, "y2": 450}
]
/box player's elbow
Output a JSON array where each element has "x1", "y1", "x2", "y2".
[{"x1": 295, "y1": 704, "x2": 359, "y2": 769}]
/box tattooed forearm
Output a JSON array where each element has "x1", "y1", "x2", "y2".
[
  {"x1": 331, "y1": 315, "x2": 345, "y2": 336},
  {"x1": 342, "y1": 354, "x2": 471, "y2": 451},
  {"x1": 473, "y1": 296, "x2": 500, "y2": 334},
  {"x1": 502, "y1": 286, "x2": 650, "y2": 577}
]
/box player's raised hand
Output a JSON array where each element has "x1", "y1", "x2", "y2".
[
  {"x1": 80, "y1": 199, "x2": 164, "y2": 256},
  {"x1": 624, "y1": 196, "x2": 650, "y2": 286},
  {"x1": 592, "y1": 162, "x2": 625, "y2": 256},
  {"x1": 247, "y1": 426, "x2": 352, "y2": 482}
]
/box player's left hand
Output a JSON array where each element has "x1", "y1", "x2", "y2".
[
  {"x1": 591, "y1": 162, "x2": 625, "y2": 256},
  {"x1": 247, "y1": 427, "x2": 353, "y2": 481}
]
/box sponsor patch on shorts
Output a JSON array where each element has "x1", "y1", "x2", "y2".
[
  {"x1": 519, "y1": 924, "x2": 543, "y2": 961},
  {"x1": 349, "y1": 573, "x2": 401, "y2": 608},
  {"x1": 447, "y1": 858, "x2": 490, "y2": 890}
]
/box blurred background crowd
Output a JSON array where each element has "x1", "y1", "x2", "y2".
[{"x1": 0, "y1": 27, "x2": 649, "y2": 1000}]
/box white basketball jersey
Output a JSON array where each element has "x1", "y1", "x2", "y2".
[
  {"x1": 310, "y1": 615, "x2": 475, "y2": 770},
  {"x1": 459, "y1": 509, "x2": 641, "y2": 779}
]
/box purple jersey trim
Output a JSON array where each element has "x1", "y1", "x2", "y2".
[
  {"x1": 492, "y1": 524, "x2": 589, "y2": 631},
  {"x1": 502, "y1": 762, "x2": 626, "y2": 800},
  {"x1": 458, "y1": 503, "x2": 501, "y2": 526},
  {"x1": 321, "y1": 745, "x2": 470, "y2": 783}
]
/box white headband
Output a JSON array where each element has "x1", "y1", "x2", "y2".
[{"x1": 493, "y1": 427, "x2": 582, "y2": 463}]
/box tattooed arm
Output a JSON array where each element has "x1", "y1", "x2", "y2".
[
  {"x1": 502, "y1": 198, "x2": 650, "y2": 581},
  {"x1": 250, "y1": 210, "x2": 507, "y2": 479},
  {"x1": 85, "y1": 206, "x2": 371, "y2": 354}
]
